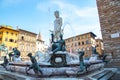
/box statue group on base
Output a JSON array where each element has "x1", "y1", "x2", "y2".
[{"x1": 51, "y1": 34, "x2": 66, "y2": 54}]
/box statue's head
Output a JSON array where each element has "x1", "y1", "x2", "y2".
[
  {"x1": 78, "y1": 51, "x2": 84, "y2": 56},
  {"x1": 4, "y1": 56, "x2": 7, "y2": 59},
  {"x1": 54, "y1": 10, "x2": 59, "y2": 18},
  {"x1": 12, "y1": 47, "x2": 17, "y2": 51},
  {"x1": 27, "y1": 53, "x2": 32, "y2": 57},
  {"x1": 60, "y1": 34, "x2": 63, "y2": 40}
]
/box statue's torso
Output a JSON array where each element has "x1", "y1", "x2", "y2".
[{"x1": 54, "y1": 17, "x2": 62, "y2": 32}]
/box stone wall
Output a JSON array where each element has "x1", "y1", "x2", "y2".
[{"x1": 96, "y1": 0, "x2": 120, "y2": 58}]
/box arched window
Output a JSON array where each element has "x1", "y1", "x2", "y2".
[
  {"x1": 21, "y1": 36, "x2": 24, "y2": 40},
  {"x1": 78, "y1": 42, "x2": 80, "y2": 46},
  {"x1": 9, "y1": 39, "x2": 14, "y2": 42},
  {"x1": 82, "y1": 41, "x2": 84, "y2": 45}
]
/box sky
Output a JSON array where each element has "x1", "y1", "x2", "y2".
[{"x1": 0, "y1": 0, "x2": 102, "y2": 45}]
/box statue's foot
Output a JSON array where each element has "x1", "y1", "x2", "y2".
[
  {"x1": 26, "y1": 71, "x2": 29, "y2": 75},
  {"x1": 5, "y1": 67, "x2": 8, "y2": 71},
  {"x1": 39, "y1": 70, "x2": 43, "y2": 76},
  {"x1": 35, "y1": 74, "x2": 42, "y2": 77},
  {"x1": 77, "y1": 69, "x2": 85, "y2": 75},
  {"x1": 26, "y1": 72, "x2": 29, "y2": 75}
]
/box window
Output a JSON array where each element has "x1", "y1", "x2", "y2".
[
  {"x1": 11, "y1": 33, "x2": 13, "y2": 35},
  {"x1": 0, "y1": 38, "x2": 2, "y2": 41},
  {"x1": 96, "y1": 45, "x2": 99, "y2": 47},
  {"x1": 9, "y1": 39, "x2": 14, "y2": 42},
  {"x1": 78, "y1": 42, "x2": 80, "y2": 46},
  {"x1": 0, "y1": 32, "x2": 3, "y2": 34},
  {"x1": 82, "y1": 41, "x2": 84, "y2": 45},
  {"x1": 21, "y1": 36, "x2": 24, "y2": 40},
  {"x1": 5, "y1": 38, "x2": 8, "y2": 41},
  {"x1": 78, "y1": 37, "x2": 80, "y2": 40},
  {"x1": 6, "y1": 31, "x2": 9, "y2": 34}
]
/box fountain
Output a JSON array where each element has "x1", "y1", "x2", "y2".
[{"x1": 0, "y1": 11, "x2": 106, "y2": 79}]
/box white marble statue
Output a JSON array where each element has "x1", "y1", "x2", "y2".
[
  {"x1": 0, "y1": 43, "x2": 8, "y2": 56},
  {"x1": 53, "y1": 10, "x2": 63, "y2": 41}
]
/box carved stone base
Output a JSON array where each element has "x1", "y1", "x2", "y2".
[{"x1": 50, "y1": 53, "x2": 67, "y2": 67}]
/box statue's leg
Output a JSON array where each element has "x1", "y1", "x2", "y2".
[
  {"x1": 52, "y1": 44, "x2": 56, "y2": 51},
  {"x1": 34, "y1": 69, "x2": 42, "y2": 77},
  {"x1": 37, "y1": 64, "x2": 43, "y2": 75},
  {"x1": 26, "y1": 66, "x2": 33, "y2": 75},
  {"x1": 4, "y1": 64, "x2": 8, "y2": 71},
  {"x1": 57, "y1": 32, "x2": 61, "y2": 41},
  {"x1": 53, "y1": 47, "x2": 61, "y2": 54},
  {"x1": 26, "y1": 68, "x2": 30, "y2": 75},
  {"x1": 79, "y1": 61, "x2": 85, "y2": 72},
  {"x1": 38, "y1": 67, "x2": 43, "y2": 75},
  {"x1": 12, "y1": 56, "x2": 14, "y2": 62},
  {"x1": 34, "y1": 69, "x2": 38, "y2": 76}
]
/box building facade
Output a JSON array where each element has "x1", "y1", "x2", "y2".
[
  {"x1": 96, "y1": 0, "x2": 120, "y2": 57},
  {"x1": 36, "y1": 32, "x2": 46, "y2": 52},
  {"x1": 0, "y1": 25, "x2": 19, "y2": 56},
  {"x1": 65, "y1": 32, "x2": 97, "y2": 57},
  {"x1": 96, "y1": 39, "x2": 104, "y2": 55},
  {"x1": 17, "y1": 29, "x2": 37, "y2": 59}
]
